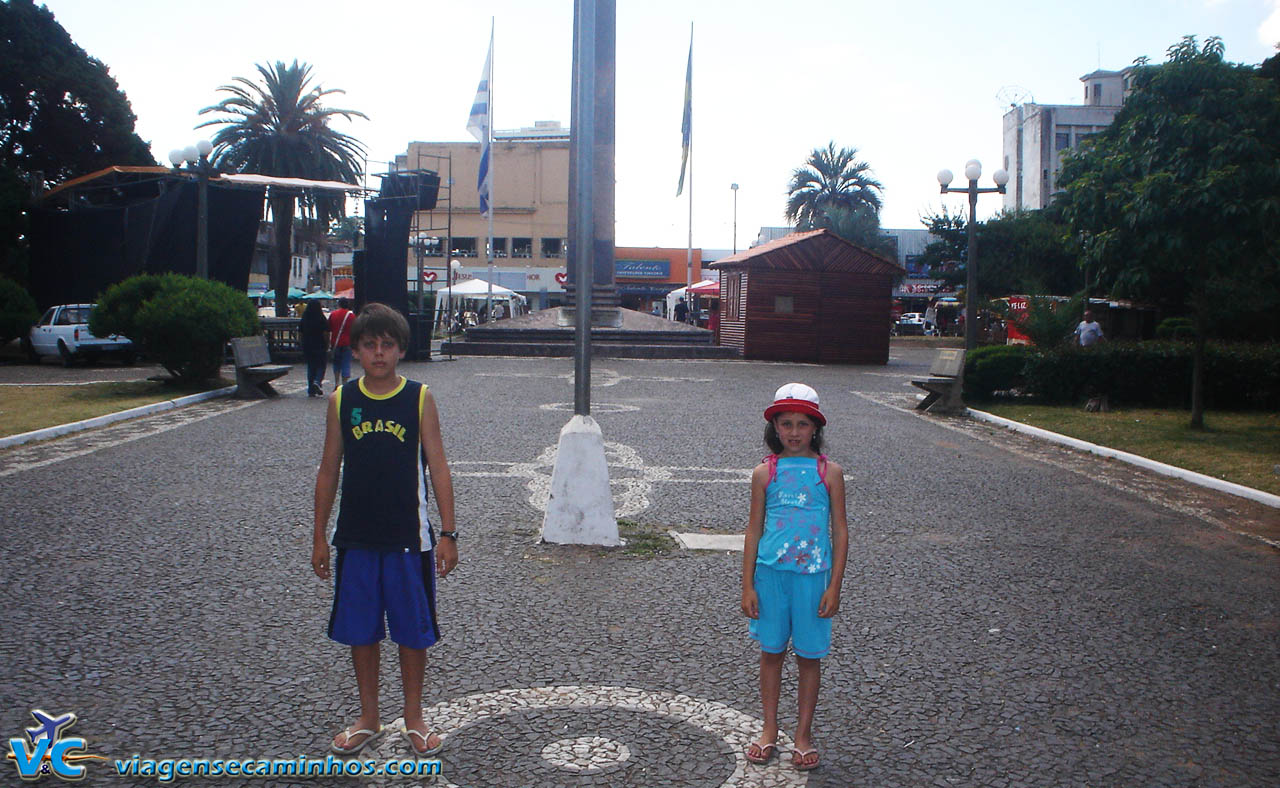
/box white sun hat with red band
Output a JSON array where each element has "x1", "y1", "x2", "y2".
[{"x1": 763, "y1": 382, "x2": 826, "y2": 426}]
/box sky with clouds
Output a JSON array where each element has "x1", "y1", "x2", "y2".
[{"x1": 36, "y1": 0, "x2": 1280, "y2": 249}]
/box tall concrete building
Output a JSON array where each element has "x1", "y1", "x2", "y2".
[
  {"x1": 394, "y1": 121, "x2": 571, "y2": 297},
  {"x1": 1001, "y1": 67, "x2": 1136, "y2": 210}
]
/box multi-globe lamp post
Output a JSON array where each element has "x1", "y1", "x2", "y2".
[
  {"x1": 168, "y1": 139, "x2": 215, "y2": 280},
  {"x1": 937, "y1": 160, "x2": 1009, "y2": 351}
]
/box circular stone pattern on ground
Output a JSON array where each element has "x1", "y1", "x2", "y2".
[
  {"x1": 369, "y1": 685, "x2": 808, "y2": 788},
  {"x1": 446, "y1": 707, "x2": 725, "y2": 786},
  {"x1": 541, "y1": 735, "x2": 632, "y2": 773}
]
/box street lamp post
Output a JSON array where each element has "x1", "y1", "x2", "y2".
[
  {"x1": 169, "y1": 140, "x2": 216, "y2": 280},
  {"x1": 937, "y1": 160, "x2": 1009, "y2": 351},
  {"x1": 731, "y1": 182, "x2": 739, "y2": 255}
]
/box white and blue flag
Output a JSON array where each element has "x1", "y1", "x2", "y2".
[{"x1": 467, "y1": 31, "x2": 493, "y2": 219}]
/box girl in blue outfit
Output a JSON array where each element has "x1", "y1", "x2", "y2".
[{"x1": 742, "y1": 383, "x2": 849, "y2": 771}]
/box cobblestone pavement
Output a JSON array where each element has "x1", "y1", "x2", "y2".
[{"x1": 2, "y1": 348, "x2": 1277, "y2": 787}]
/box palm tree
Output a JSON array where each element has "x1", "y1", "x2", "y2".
[
  {"x1": 198, "y1": 61, "x2": 367, "y2": 316},
  {"x1": 784, "y1": 142, "x2": 884, "y2": 229}
]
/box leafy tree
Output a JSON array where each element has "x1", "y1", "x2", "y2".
[
  {"x1": 978, "y1": 208, "x2": 1081, "y2": 296},
  {"x1": 784, "y1": 142, "x2": 883, "y2": 228},
  {"x1": 328, "y1": 215, "x2": 364, "y2": 244},
  {"x1": 916, "y1": 208, "x2": 1080, "y2": 297},
  {"x1": 0, "y1": 167, "x2": 28, "y2": 283},
  {"x1": 1259, "y1": 49, "x2": 1280, "y2": 84},
  {"x1": 1059, "y1": 35, "x2": 1280, "y2": 428},
  {"x1": 0, "y1": 0, "x2": 155, "y2": 281},
  {"x1": 803, "y1": 204, "x2": 895, "y2": 257},
  {"x1": 916, "y1": 208, "x2": 968, "y2": 287},
  {"x1": 198, "y1": 61, "x2": 367, "y2": 316}
]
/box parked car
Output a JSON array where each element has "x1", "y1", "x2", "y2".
[
  {"x1": 897, "y1": 312, "x2": 927, "y2": 335},
  {"x1": 24, "y1": 304, "x2": 135, "y2": 366}
]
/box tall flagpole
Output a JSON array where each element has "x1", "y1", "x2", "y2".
[
  {"x1": 686, "y1": 119, "x2": 693, "y2": 295},
  {"x1": 486, "y1": 18, "x2": 495, "y2": 322},
  {"x1": 680, "y1": 24, "x2": 693, "y2": 311},
  {"x1": 466, "y1": 26, "x2": 495, "y2": 322}
]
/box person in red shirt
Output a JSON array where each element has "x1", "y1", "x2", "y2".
[{"x1": 328, "y1": 298, "x2": 356, "y2": 391}]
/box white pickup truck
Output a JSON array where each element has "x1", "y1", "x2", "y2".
[{"x1": 24, "y1": 304, "x2": 135, "y2": 366}]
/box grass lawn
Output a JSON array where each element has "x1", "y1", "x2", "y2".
[
  {"x1": 976, "y1": 403, "x2": 1280, "y2": 496},
  {"x1": 0, "y1": 380, "x2": 229, "y2": 438}
]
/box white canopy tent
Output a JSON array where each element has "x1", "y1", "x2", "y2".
[
  {"x1": 665, "y1": 279, "x2": 716, "y2": 321},
  {"x1": 432, "y1": 278, "x2": 528, "y2": 333}
]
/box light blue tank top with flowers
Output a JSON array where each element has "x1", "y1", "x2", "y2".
[{"x1": 757, "y1": 456, "x2": 831, "y2": 574}]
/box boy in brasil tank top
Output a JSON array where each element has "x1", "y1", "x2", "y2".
[{"x1": 312, "y1": 303, "x2": 459, "y2": 759}]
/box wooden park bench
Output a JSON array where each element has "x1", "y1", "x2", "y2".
[
  {"x1": 231, "y1": 336, "x2": 292, "y2": 399},
  {"x1": 911, "y1": 349, "x2": 966, "y2": 414}
]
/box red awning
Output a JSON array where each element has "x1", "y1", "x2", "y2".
[{"x1": 689, "y1": 280, "x2": 719, "y2": 296}]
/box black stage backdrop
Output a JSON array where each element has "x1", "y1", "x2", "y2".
[
  {"x1": 358, "y1": 196, "x2": 414, "y2": 316},
  {"x1": 28, "y1": 181, "x2": 264, "y2": 308}
]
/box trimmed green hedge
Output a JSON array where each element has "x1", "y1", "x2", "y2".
[
  {"x1": 93, "y1": 274, "x2": 256, "y2": 382},
  {"x1": 965, "y1": 341, "x2": 1280, "y2": 410},
  {"x1": 1155, "y1": 317, "x2": 1195, "y2": 341},
  {"x1": 89, "y1": 273, "x2": 166, "y2": 343},
  {"x1": 963, "y1": 344, "x2": 1034, "y2": 400}
]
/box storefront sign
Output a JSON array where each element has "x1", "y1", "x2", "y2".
[
  {"x1": 894, "y1": 279, "x2": 951, "y2": 296},
  {"x1": 616, "y1": 259, "x2": 670, "y2": 279}
]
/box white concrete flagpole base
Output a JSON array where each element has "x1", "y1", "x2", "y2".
[{"x1": 540, "y1": 415, "x2": 621, "y2": 546}]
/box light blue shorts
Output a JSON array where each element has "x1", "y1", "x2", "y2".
[{"x1": 749, "y1": 564, "x2": 832, "y2": 659}]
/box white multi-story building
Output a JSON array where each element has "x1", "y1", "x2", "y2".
[{"x1": 1001, "y1": 67, "x2": 1136, "y2": 210}]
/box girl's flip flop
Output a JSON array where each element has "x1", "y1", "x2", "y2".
[
  {"x1": 792, "y1": 747, "x2": 820, "y2": 771},
  {"x1": 330, "y1": 725, "x2": 385, "y2": 756},
  {"x1": 745, "y1": 741, "x2": 778, "y2": 764},
  {"x1": 404, "y1": 726, "x2": 445, "y2": 758}
]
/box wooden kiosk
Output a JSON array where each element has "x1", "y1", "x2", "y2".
[{"x1": 708, "y1": 229, "x2": 904, "y2": 364}]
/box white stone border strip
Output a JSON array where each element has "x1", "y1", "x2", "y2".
[
  {"x1": 671, "y1": 531, "x2": 747, "y2": 552},
  {"x1": 968, "y1": 407, "x2": 1280, "y2": 509},
  {"x1": 375, "y1": 685, "x2": 807, "y2": 788},
  {"x1": 0, "y1": 385, "x2": 234, "y2": 450}
]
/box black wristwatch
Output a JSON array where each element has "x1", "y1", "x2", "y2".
[{"x1": 438, "y1": 530, "x2": 458, "y2": 541}]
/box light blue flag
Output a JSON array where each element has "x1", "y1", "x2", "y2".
[
  {"x1": 467, "y1": 31, "x2": 493, "y2": 218},
  {"x1": 677, "y1": 28, "x2": 692, "y2": 197}
]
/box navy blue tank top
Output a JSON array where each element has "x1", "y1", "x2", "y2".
[{"x1": 333, "y1": 376, "x2": 435, "y2": 552}]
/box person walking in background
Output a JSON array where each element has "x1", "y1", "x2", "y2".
[
  {"x1": 300, "y1": 300, "x2": 329, "y2": 398},
  {"x1": 1075, "y1": 309, "x2": 1105, "y2": 347},
  {"x1": 924, "y1": 299, "x2": 938, "y2": 336},
  {"x1": 742, "y1": 383, "x2": 849, "y2": 772},
  {"x1": 674, "y1": 297, "x2": 689, "y2": 323},
  {"x1": 328, "y1": 298, "x2": 355, "y2": 391}
]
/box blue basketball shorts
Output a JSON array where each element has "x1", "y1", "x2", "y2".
[
  {"x1": 749, "y1": 564, "x2": 832, "y2": 659},
  {"x1": 328, "y1": 548, "x2": 439, "y2": 649}
]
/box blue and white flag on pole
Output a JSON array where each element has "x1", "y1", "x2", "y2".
[
  {"x1": 467, "y1": 31, "x2": 493, "y2": 218},
  {"x1": 677, "y1": 27, "x2": 692, "y2": 197}
]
